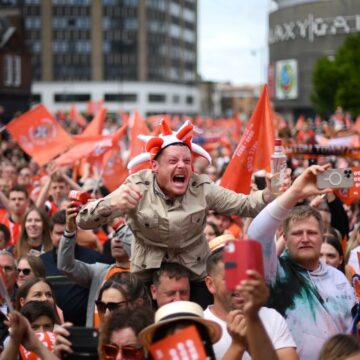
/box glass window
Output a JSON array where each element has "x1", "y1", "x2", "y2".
[
  {"x1": 148, "y1": 94, "x2": 166, "y2": 103},
  {"x1": 184, "y1": 70, "x2": 195, "y2": 82},
  {"x1": 52, "y1": 0, "x2": 90, "y2": 5},
  {"x1": 186, "y1": 95, "x2": 193, "y2": 104},
  {"x1": 183, "y1": 8, "x2": 194, "y2": 22},
  {"x1": 25, "y1": 17, "x2": 41, "y2": 29},
  {"x1": 147, "y1": 0, "x2": 165, "y2": 11},
  {"x1": 103, "y1": 41, "x2": 111, "y2": 53},
  {"x1": 75, "y1": 40, "x2": 91, "y2": 53},
  {"x1": 104, "y1": 93, "x2": 137, "y2": 102},
  {"x1": 54, "y1": 93, "x2": 90, "y2": 102},
  {"x1": 124, "y1": 18, "x2": 137, "y2": 31},
  {"x1": 170, "y1": 24, "x2": 181, "y2": 38},
  {"x1": 3, "y1": 55, "x2": 21, "y2": 87},
  {"x1": 170, "y1": 2, "x2": 181, "y2": 17},
  {"x1": 124, "y1": 0, "x2": 138, "y2": 6},
  {"x1": 31, "y1": 94, "x2": 42, "y2": 103},
  {"x1": 32, "y1": 41, "x2": 41, "y2": 53},
  {"x1": 4, "y1": 55, "x2": 13, "y2": 86},
  {"x1": 183, "y1": 29, "x2": 195, "y2": 42}
]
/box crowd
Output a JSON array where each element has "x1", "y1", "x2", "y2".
[{"x1": 0, "y1": 110, "x2": 359, "y2": 360}]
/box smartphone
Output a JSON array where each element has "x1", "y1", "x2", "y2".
[
  {"x1": 316, "y1": 168, "x2": 354, "y2": 189},
  {"x1": 61, "y1": 327, "x2": 99, "y2": 360},
  {"x1": 223, "y1": 239, "x2": 264, "y2": 291}
]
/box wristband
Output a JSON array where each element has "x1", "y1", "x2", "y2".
[{"x1": 63, "y1": 230, "x2": 76, "y2": 238}]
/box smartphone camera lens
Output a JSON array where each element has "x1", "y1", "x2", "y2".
[{"x1": 344, "y1": 169, "x2": 352, "y2": 178}]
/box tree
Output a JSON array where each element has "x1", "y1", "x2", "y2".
[
  {"x1": 311, "y1": 56, "x2": 339, "y2": 117},
  {"x1": 311, "y1": 33, "x2": 360, "y2": 117}
]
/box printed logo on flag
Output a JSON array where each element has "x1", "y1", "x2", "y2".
[{"x1": 20, "y1": 118, "x2": 57, "y2": 150}]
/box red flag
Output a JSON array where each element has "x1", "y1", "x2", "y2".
[
  {"x1": 5, "y1": 105, "x2": 73, "y2": 166},
  {"x1": 220, "y1": 85, "x2": 274, "y2": 194},
  {"x1": 69, "y1": 104, "x2": 87, "y2": 127}
]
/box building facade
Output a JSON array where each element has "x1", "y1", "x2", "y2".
[
  {"x1": 0, "y1": 6, "x2": 31, "y2": 123},
  {"x1": 269, "y1": 0, "x2": 360, "y2": 119},
  {"x1": 2, "y1": 0, "x2": 199, "y2": 116}
]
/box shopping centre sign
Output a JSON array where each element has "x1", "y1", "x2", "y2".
[{"x1": 269, "y1": 14, "x2": 360, "y2": 44}]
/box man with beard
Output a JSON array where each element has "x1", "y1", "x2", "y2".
[
  {"x1": 76, "y1": 120, "x2": 275, "y2": 305},
  {"x1": 58, "y1": 202, "x2": 130, "y2": 327},
  {"x1": 204, "y1": 239, "x2": 298, "y2": 360}
]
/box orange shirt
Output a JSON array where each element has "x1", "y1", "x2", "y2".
[{"x1": 0, "y1": 214, "x2": 21, "y2": 246}]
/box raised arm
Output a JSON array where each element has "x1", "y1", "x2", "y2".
[
  {"x1": 76, "y1": 182, "x2": 142, "y2": 230},
  {"x1": 223, "y1": 271, "x2": 281, "y2": 360},
  {"x1": 248, "y1": 165, "x2": 331, "y2": 283},
  {"x1": 57, "y1": 201, "x2": 96, "y2": 288}
]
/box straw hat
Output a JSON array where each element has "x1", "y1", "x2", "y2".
[
  {"x1": 208, "y1": 234, "x2": 236, "y2": 252},
  {"x1": 139, "y1": 301, "x2": 221, "y2": 348}
]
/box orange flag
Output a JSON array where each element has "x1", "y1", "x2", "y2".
[
  {"x1": 69, "y1": 104, "x2": 87, "y2": 128},
  {"x1": 86, "y1": 100, "x2": 104, "y2": 116},
  {"x1": 56, "y1": 123, "x2": 127, "y2": 167},
  {"x1": 220, "y1": 85, "x2": 274, "y2": 194},
  {"x1": 5, "y1": 104, "x2": 74, "y2": 166},
  {"x1": 101, "y1": 148, "x2": 129, "y2": 192},
  {"x1": 128, "y1": 111, "x2": 151, "y2": 162},
  {"x1": 75, "y1": 107, "x2": 107, "y2": 140}
]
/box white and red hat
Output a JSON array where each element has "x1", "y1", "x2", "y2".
[{"x1": 127, "y1": 120, "x2": 212, "y2": 170}]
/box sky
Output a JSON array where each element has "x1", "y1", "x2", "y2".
[{"x1": 198, "y1": 0, "x2": 277, "y2": 85}]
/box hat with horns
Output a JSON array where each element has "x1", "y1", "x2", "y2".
[{"x1": 127, "y1": 120, "x2": 212, "y2": 170}]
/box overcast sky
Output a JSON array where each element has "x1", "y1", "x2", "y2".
[{"x1": 198, "y1": 0, "x2": 277, "y2": 85}]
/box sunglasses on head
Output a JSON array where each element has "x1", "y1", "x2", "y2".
[
  {"x1": 17, "y1": 268, "x2": 32, "y2": 276},
  {"x1": 102, "y1": 344, "x2": 143, "y2": 360},
  {"x1": 95, "y1": 300, "x2": 129, "y2": 313}
]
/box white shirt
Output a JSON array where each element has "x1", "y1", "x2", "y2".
[{"x1": 204, "y1": 306, "x2": 296, "y2": 360}]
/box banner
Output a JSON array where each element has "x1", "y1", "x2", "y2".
[{"x1": 6, "y1": 105, "x2": 73, "y2": 166}]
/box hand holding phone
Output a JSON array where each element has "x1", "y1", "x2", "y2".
[
  {"x1": 316, "y1": 168, "x2": 353, "y2": 189},
  {"x1": 223, "y1": 239, "x2": 264, "y2": 291},
  {"x1": 61, "y1": 327, "x2": 98, "y2": 360}
]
